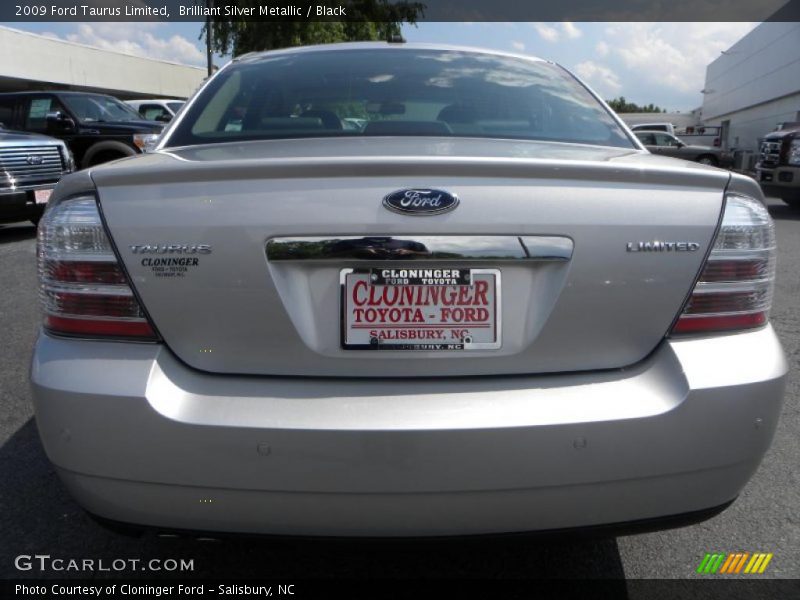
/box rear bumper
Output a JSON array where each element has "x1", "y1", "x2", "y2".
[
  {"x1": 30, "y1": 326, "x2": 787, "y2": 536},
  {"x1": 0, "y1": 186, "x2": 50, "y2": 223}
]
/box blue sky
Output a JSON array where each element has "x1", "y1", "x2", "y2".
[{"x1": 3, "y1": 21, "x2": 761, "y2": 111}]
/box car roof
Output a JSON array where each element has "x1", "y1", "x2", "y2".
[{"x1": 234, "y1": 41, "x2": 548, "y2": 65}]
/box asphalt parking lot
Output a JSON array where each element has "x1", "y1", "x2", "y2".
[{"x1": 0, "y1": 198, "x2": 798, "y2": 582}]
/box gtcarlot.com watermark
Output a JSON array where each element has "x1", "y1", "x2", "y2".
[{"x1": 14, "y1": 554, "x2": 194, "y2": 573}]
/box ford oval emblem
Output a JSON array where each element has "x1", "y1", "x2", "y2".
[{"x1": 383, "y1": 189, "x2": 459, "y2": 216}]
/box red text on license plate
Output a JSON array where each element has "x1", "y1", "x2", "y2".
[{"x1": 341, "y1": 268, "x2": 501, "y2": 351}]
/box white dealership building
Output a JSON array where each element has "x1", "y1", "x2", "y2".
[
  {"x1": 0, "y1": 25, "x2": 206, "y2": 100},
  {"x1": 701, "y1": 21, "x2": 800, "y2": 164}
]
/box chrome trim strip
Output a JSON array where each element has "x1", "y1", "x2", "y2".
[
  {"x1": 0, "y1": 182, "x2": 57, "y2": 195},
  {"x1": 519, "y1": 236, "x2": 575, "y2": 262},
  {"x1": 267, "y1": 236, "x2": 573, "y2": 262}
]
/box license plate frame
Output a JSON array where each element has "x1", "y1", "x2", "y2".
[{"x1": 340, "y1": 267, "x2": 502, "y2": 351}]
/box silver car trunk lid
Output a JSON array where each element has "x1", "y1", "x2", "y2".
[{"x1": 94, "y1": 137, "x2": 728, "y2": 377}]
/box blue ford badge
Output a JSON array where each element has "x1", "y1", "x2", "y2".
[{"x1": 383, "y1": 189, "x2": 459, "y2": 216}]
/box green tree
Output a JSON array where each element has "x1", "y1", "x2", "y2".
[
  {"x1": 606, "y1": 96, "x2": 666, "y2": 113},
  {"x1": 204, "y1": 1, "x2": 425, "y2": 57}
]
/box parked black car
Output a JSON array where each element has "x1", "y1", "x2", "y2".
[
  {"x1": 0, "y1": 126, "x2": 74, "y2": 225},
  {"x1": 634, "y1": 130, "x2": 734, "y2": 168},
  {"x1": 0, "y1": 91, "x2": 163, "y2": 169}
]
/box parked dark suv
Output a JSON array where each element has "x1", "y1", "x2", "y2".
[
  {"x1": 0, "y1": 91, "x2": 163, "y2": 169},
  {"x1": 0, "y1": 125, "x2": 74, "y2": 225},
  {"x1": 756, "y1": 122, "x2": 800, "y2": 209}
]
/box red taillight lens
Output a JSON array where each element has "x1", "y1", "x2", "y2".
[
  {"x1": 697, "y1": 258, "x2": 771, "y2": 282},
  {"x1": 37, "y1": 195, "x2": 157, "y2": 340},
  {"x1": 42, "y1": 260, "x2": 129, "y2": 284},
  {"x1": 672, "y1": 193, "x2": 776, "y2": 335},
  {"x1": 671, "y1": 313, "x2": 766, "y2": 334}
]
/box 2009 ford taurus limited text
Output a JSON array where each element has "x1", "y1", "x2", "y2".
[{"x1": 30, "y1": 43, "x2": 787, "y2": 537}]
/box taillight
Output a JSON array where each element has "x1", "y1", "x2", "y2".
[
  {"x1": 37, "y1": 195, "x2": 157, "y2": 340},
  {"x1": 672, "y1": 193, "x2": 775, "y2": 334}
]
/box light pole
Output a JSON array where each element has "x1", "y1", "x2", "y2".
[{"x1": 206, "y1": 0, "x2": 215, "y2": 77}]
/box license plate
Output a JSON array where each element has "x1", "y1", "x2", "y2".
[
  {"x1": 341, "y1": 268, "x2": 501, "y2": 351},
  {"x1": 34, "y1": 189, "x2": 52, "y2": 205}
]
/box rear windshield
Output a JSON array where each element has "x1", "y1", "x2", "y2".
[{"x1": 166, "y1": 48, "x2": 634, "y2": 149}]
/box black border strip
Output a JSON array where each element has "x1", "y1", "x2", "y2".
[{"x1": 2, "y1": 0, "x2": 799, "y2": 22}]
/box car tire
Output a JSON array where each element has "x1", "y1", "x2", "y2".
[
  {"x1": 696, "y1": 155, "x2": 718, "y2": 167},
  {"x1": 81, "y1": 141, "x2": 137, "y2": 169}
]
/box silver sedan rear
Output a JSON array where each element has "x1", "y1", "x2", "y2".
[{"x1": 30, "y1": 43, "x2": 787, "y2": 536}]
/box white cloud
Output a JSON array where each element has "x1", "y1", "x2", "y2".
[
  {"x1": 531, "y1": 22, "x2": 581, "y2": 44},
  {"x1": 574, "y1": 60, "x2": 622, "y2": 96},
  {"x1": 533, "y1": 23, "x2": 560, "y2": 43},
  {"x1": 511, "y1": 41, "x2": 526, "y2": 51},
  {"x1": 595, "y1": 41, "x2": 610, "y2": 57},
  {"x1": 561, "y1": 22, "x2": 583, "y2": 39},
  {"x1": 56, "y1": 22, "x2": 204, "y2": 66},
  {"x1": 602, "y1": 22, "x2": 757, "y2": 95}
]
